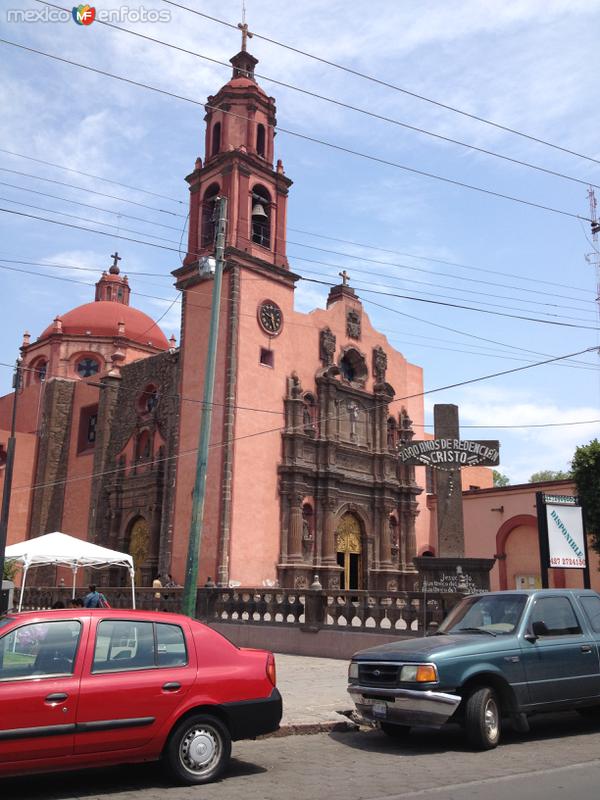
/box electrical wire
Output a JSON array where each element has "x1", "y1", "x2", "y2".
[
  {"x1": 0, "y1": 147, "x2": 184, "y2": 205},
  {"x1": 6, "y1": 344, "x2": 597, "y2": 494},
  {"x1": 2, "y1": 206, "x2": 598, "y2": 331},
  {"x1": 0, "y1": 37, "x2": 592, "y2": 223},
  {"x1": 161, "y1": 0, "x2": 600, "y2": 169},
  {"x1": 34, "y1": 1, "x2": 600, "y2": 193}
]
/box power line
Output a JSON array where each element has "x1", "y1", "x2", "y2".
[
  {"x1": 0, "y1": 166, "x2": 186, "y2": 218},
  {"x1": 0, "y1": 147, "x2": 185, "y2": 205},
  {"x1": 288, "y1": 227, "x2": 591, "y2": 295},
  {"x1": 8, "y1": 344, "x2": 597, "y2": 494},
  {"x1": 0, "y1": 37, "x2": 592, "y2": 223},
  {"x1": 303, "y1": 275, "x2": 600, "y2": 331},
  {"x1": 5, "y1": 171, "x2": 593, "y2": 306},
  {"x1": 1, "y1": 253, "x2": 595, "y2": 375},
  {"x1": 35, "y1": 1, "x2": 600, "y2": 193},
  {"x1": 3, "y1": 206, "x2": 598, "y2": 331},
  {"x1": 0, "y1": 179, "x2": 185, "y2": 231},
  {"x1": 0, "y1": 195, "x2": 183, "y2": 245},
  {"x1": 290, "y1": 250, "x2": 595, "y2": 312},
  {"x1": 162, "y1": 0, "x2": 600, "y2": 169}
]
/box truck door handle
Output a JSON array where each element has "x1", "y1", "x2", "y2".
[
  {"x1": 581, "y1": 645, "x2": 593, "y2": 653},
  {"x1": 162, "y1": 682, "x2": 181, "y2": 692},
  {"x1": 45, "y1": 693, "x2": 68, "y2": 703}
]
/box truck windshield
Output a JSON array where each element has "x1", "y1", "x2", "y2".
[{"x1": 437, "y1": 594, "x2": 527, "y2": 636}]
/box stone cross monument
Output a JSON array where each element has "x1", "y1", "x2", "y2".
[{"x1": 397, "y1": 403, "x2": 500, "y2": 591}]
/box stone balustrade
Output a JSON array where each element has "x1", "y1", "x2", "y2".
[{"x1": 14, "y1": 586, "x2": 462, "y2": 636}]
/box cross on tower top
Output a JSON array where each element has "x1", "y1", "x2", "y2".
[
  {"x1": 237, "y1": 21, "x2": 253, "y2": 52},
  {"x1": 339, "y1": 270, "x2": 350, "y2": 286},
  {"x1": 109, "y1": 251, "x2": 122, "y2": 274}
]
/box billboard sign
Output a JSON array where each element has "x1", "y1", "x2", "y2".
[{"x1": 546, "y1": 503, "x2": 586, "y2": 569}]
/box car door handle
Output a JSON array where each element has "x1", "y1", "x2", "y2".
[
  {"x1": 581, "y1": 645, "x2": 593, "y2": 653},
  {"x1": 162, "y1": 682, "x2": 181, "y2": 692},
  {"x1": 45, "y1": 693, "x2": 68, "y2": 703}
]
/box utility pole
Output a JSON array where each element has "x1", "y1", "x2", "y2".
[
  {"x1": 182, "y1": 196, "x2": 228, "y2": 618},
  {"x1": 0, "y1": 358, "x2": 22, "y2": 604}
]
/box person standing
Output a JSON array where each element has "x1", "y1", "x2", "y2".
[{"x1": 83, "y1": 584, "x2": 109, "y2": 608}]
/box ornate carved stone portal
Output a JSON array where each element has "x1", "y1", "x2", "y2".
[{"x1": 278, "y1": 361, "x2": 422, "y2": 590}]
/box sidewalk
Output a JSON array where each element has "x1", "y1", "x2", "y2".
[{"x1": 274, "y1": 653, "x2": 358, "y2": 735}]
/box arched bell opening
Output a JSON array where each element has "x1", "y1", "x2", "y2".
[{"x1": 251, "y1": 184, "x2": 271, "y2": 248}]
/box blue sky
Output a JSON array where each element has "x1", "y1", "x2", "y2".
[{"x1": 0, "y1": 0, "x2": 598, "y2": 482}]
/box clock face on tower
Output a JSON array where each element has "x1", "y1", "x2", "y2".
[{"x1": 258, "y1": 300, "x2": 283, "y2": 335}]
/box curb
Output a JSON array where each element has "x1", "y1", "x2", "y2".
[{"x1": 263, "y1": 712, "x2": 359, "y2": 738}]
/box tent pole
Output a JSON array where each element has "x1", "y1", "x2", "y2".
[
  {"x1": 71, "y1": 565, "x2": 78, "y2": 599},
  {"x1": 19, "y1": 563, "x2": 28, "y2": 612},
  {"x1": 130, "y1": 569, "x2": 136, "y2": 609}
]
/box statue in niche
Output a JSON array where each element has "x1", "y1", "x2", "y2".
[
  {"x1": 346, "y1": 308, "x2": 361, "y2": 339},
  {"x1": 387, "y1": 418, "x2": 397, "y2": 450},
  {"x1": 373, "y1": 345, "x2": 388, "y2": 384},
  {"x1": 302, "y1": 518, "x2": 313, "y2": 542},
  {"x1": 319, "y1": 327, "x2": 336, "y2": 366},
  {"x1": 347, "y1": 401, "x2": 360, "y2": 438}
]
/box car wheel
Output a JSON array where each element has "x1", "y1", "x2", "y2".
[
  {"x1": 380, "y1": 722, "x2": 411, "y2": 738},
  {"x1": 165, "y1": 714, "x2": 231, "y2": 785},
  {"x1": 464, "y1": 687, "x2": 501, "y2": 750}
]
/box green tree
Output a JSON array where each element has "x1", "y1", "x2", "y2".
[
  {"x1": 528, "y1": 469, "x2": 572, "y2": 483},
  {"x1": 493, "y1": 470, "x2": 510, "y2": 487},
  {"x1": 2, "y1": 560, "x2": 17, "y2": 582},
  {"x1": 571, "y1": 439, "x2": 600, "y2": 553}
]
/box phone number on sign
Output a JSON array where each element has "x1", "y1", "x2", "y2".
[{"x1": 550, "y1": 557, "x2": 586, "y2": 567}]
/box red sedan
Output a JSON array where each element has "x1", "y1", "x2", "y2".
[{"x1": 0, "y1": 608, "x2": 281, "y2": 784}]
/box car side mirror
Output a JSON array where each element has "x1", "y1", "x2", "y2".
[{"x1": 532, "y1": 620, "x2": 549, "y2": 637}]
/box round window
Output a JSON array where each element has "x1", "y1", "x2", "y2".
[{"x1": 76, "y1": 357, "x2": 100, "y2": 378}]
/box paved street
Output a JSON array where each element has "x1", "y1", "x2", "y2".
[{"x1": 4, "y1": 712, "x2": 600, "y2": 800}]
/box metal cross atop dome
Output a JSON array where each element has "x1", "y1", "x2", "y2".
[
  {"x1": 109, "y1": 251, "x2": 122, "y2": 274},
  {"x1": 339, "y1": 270, "x2": 350, "y2": 286}
]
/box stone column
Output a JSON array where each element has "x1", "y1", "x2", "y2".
[
  {"x1": 288, "y1": 494, "x2": 304, "y2": 562},
  {"x1": 321, "y1": 498, "x2": 337, "y2": 564}
]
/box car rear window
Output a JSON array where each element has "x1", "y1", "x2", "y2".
[
  {"x1": 0, "y1": 620, "x2": 81, "y2": 681},
  {"x1": 92, "y1": 620, "x2": 187, "y2": 672}
]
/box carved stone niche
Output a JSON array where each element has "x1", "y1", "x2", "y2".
[
  {"x1": 319, "y1": 327, "x2": 336, "y2": 367},
  {"x1": 372, "y1": 345, "x2": 387, "y2": 384},
  {"x1": 346, "y1": 308, "x2": 361, "y2": 340}
]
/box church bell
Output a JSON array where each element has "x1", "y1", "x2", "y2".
[{"x1": 251, "y1": 202, "x2": 268, "y2": 219}]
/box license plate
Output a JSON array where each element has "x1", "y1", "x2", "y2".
[{"x1": 372, "y1": 702, "x2": 387, "y2": 719}]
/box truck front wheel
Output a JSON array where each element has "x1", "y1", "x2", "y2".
[{"x1": 464, "y1": 686, "x2": 501, "y2": 750}]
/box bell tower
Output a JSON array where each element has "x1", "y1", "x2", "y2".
[{"x1": 179, "y1": 33, "x2": 293, "y2": 279}]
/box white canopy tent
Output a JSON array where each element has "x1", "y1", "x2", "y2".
[{"x1": 5, "y1": 532, "x2": 135, "y2": 611}]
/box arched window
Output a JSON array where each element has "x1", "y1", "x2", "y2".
[
  {"x1": 256, "y1": 123, "x2": 266, "y2": 157},
  {"x1": 339, "y1": 348, "x2": 367, "y2": 385},
  {"x1": 201, "y1": 183, "x2": 220, "y2": 249},
  {"x1": 211, "y1": 121, "x2": 221, "y2": 156},
  {"x1": 251, "y1": 185, "x2": 271, "y2": 248}
]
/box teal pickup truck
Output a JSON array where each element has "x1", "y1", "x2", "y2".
[{"x1": 348, "y1": 589, "x2": 600, "y2": 749}]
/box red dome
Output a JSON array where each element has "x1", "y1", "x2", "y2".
[{"x1": 40, "y1": 301, "x2": 169, "y2": 350}]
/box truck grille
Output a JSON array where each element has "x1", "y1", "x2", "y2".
[{"x1": 358, "y1": 663, "x2": 399, "y2": 687}]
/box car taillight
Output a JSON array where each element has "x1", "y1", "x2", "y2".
[{"x1": 266, "y1": 653, "x2": 276, "y2": 687}]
